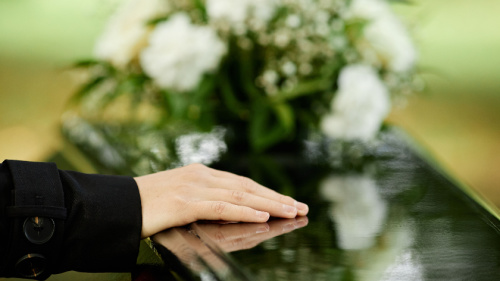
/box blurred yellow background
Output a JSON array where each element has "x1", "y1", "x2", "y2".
[{"x1": 1, "y1": 1, "x2": 499, "y2": 204}]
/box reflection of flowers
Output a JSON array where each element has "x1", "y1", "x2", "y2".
[
  {"x1": 94, "y1": 0, "x2": 169, "y2": 68},
  {"x1": 320, "y1": 174, "x2": 387, "y2": 250},
  {"x1": 346, "y1": 0, "x2": 417, "y2": 72},
  {"x1": 175, "y1": 127, "x2": 227, "y2": 166},
  {"x1": 320, "y1": 64, "x2": 390, "y2": 141},
  {"x1": 357, "y1": 219, "x2": 421, "y2": 281},
  {"x1": 320, "y1": 172, "x2": 423, "y2": 280},
  {"x1": 140, "y1": 13, "x2": 227, "y2": 92}
]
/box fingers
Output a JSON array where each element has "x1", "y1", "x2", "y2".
[
  {"x1": 185, "y1": 164, "x2": 308, "y2": 215},
  {"x1": 208, "y1": 168, "x2": 293, "y2": 203},
  {"x1": 202, "y1": 188, "x2": 299, "y2": 218},
  {"x1": 206, "y1": 169, "x2": 309, "y2": 216},
  {"x1": 193, "y1": 201, "x2": 270, "y2": 223}
]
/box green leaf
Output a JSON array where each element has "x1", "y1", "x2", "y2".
[
  {"x1": 192, "y1": 75, "x2": 216, "y2": 100},
  {"x1": 73, "y1": 59, "x2": 101, "y2": 68},
  {"x1": 99, "y1": 82, "x2": 131, "y2": 108},
  {"x1": 272, "y1": 103, "x2": 295, "y2": 134},
  {"x1": 190, "y1": 76, "x2": 217, "y2": 129},
  {"x1": 219, "y1": 74, "x2": 247, "y2": 116},
  {"x1": 272, "y1": 79, "x2": 332, "y2": 102},
  {"x1": 236, "y1": 48, "x2": 264, "y2": 100},
  {"x1": 146, "y1": 15, "x2": 170, "y2": 26},
  {"x1": 163, "y1": 91, "x2": 189, "y2": 120},
  {"x1": 345, "y1": 19, "x2": 369, "y2": 40},
  {"x1": 249, "y1": 103, "x2": 293, "y2": 152},
  {"x1": 250, "y1": 155, "x2": 295, "y2": 195},
  {"x1": 191, "y1": 0, "x2": 207, "y2": 22},
  {"x1": 70, "y1": 76, "x2": 108, "y2": 104}
]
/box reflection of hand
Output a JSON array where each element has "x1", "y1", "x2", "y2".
[
  {"x1": 153, "y1": 217, "x2": 308, "y2": 273},
  {"x1": 193, "y1": 217, "x2": 309, "y2": 252},
  {"x1": 135, "y1": 164, "x2": 309, "y2": 238}
]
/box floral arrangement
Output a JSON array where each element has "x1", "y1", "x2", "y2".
[{"x1": 67, "y1": 0, "x2": 420, "y2": 170}]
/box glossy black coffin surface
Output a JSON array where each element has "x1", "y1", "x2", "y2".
[{"x1": 148, "y1": 133, "x2": 500, "y2": 281}]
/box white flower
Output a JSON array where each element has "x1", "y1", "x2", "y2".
[
  {"x1": 94, "y1": 0, "x2": 169, "y2": 68},
  {"x1": 140, "y1": 13, "x2": 227, "y2": 92},
  {"x1": 346, "y1": 0, "x2": 417, "y2": 72},
  {"x1": 286, "y1": 14, "x2": 301, "y2": 28},
  {"x1": 320, "y1": 174, "x2": 387, "y2": 250},
  {"x1": 206, "y1": 0, "x2": 278, "y2": 31},
  {"x1": 346, "y1": 0, "x2": 389, "y2": 20},
  {"x1": 365, "y1": 17, "x2": 417, "y2": 72},
  {"x1": 320, "y1": 64, "x2": 390, "y2": 140}
]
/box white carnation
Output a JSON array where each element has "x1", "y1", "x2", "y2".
[
  {"x1": 347, "y1": 0, "x2": 417, "y2": 72},
  {"x1": 94, "y1": 0, "x2": 169, "y2": 68},
  {"x1": 346, "y1": 0, "x2": 389, "y2": 20},
  {"x1": 320, "y1": 174, "x2": 387, "y2": 250},
  {"x1": 206, "y1": 0, "x2": 278, "y2": 31},
  {"x1": 320, "y1": 64, "x2": 390, "y2": 140},
  {"x1": 140, "y1": 13, "x2": 227, "y2": 92}
]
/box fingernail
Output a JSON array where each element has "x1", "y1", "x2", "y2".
[
  {"x1": 296, "y1": 217, "x2": 309, "y2": 227},
  {"x1": 283, "y1": 204, "x2": 297, "y2": 214},
  {"x1": 294, "y1": 201, "x2": 309, "y2": 212},
  {"x1": 282, "y1": 223, "x2": 295, "y2": 232},
  {"x1": 256, "y1": 211, "x2": 270, "y2": 219},
  {"x1": 256, "y1": 225, "x2": 270, "y2": 233}
]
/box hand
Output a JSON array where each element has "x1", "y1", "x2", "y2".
[{"x1": 134, "y1": 163, "x2": 309, "y2": 238}]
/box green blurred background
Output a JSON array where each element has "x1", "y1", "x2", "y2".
[{"x1": 1, "y1": 0, "x2": 500, "y2": 204}]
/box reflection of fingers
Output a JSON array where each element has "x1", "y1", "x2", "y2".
[
  {"x1": 268, "y1": 216, "x2": 309, "y2": 231},
  {"x1": 260, "y1": 217, "x2": 309, "y2": 239},
  {"x1": 220, "y1": 225, "x2": 289, "y2": 252},
  {"x1": 203, "y1": 188, "x2": 298, "y2": 218},
  {"x1": 219, "y1": 236, "x2": 263, "y2": 252},
  {"x1": 295, "y1": 216, "x2": 309, "y2": 227},
  {"x1": 221, "y1": 218, "x2": 308, "y2": 252},
  {"x1": 197, "y1": 223, "x2": 270, "y2": 243},
  {"x1": 153, "y1": 229, "x2": 198, "y2": 264},
  {"x1": 194, "y1": 201, "x2": 270, "y2": 223},
  {"x1": 175, "y1": 228, "x2": 225, "y2": 272}
]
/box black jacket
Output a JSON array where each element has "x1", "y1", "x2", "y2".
[{"x1": 0, "y1": 160, "x2": 142, "y2": 279}]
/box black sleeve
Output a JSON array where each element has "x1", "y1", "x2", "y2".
[{"x1": 0, "y1": 160, "x2": 143, "y2": 278}]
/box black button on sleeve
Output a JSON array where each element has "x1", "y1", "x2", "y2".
[
  {"x1": 15, "y1": 254, "x2": 47, "y2": 278},
  {"x1": 23, "y1": 217, "x2": 55, "y2": 245},
  {"x1": 3, "y1": 160, "x2": 66, "y2": 279}
]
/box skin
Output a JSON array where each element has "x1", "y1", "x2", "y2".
[
  {"x1": 134, "y1": 163, "x2": 309, "y2": 238},
  {"x1": 191, "y1": 217, "x2": 309, "y2": 252},
  {"x1": 153, "y1": 217, "x2": 308, "y2": 272}
]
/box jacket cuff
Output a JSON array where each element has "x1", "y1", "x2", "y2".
[
  {"x1": 56, "y1": 170, "x2": 142, "y2": 273},
  {"x1": 3, "y1": 160, "x2": 67, "y2": 279}
]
